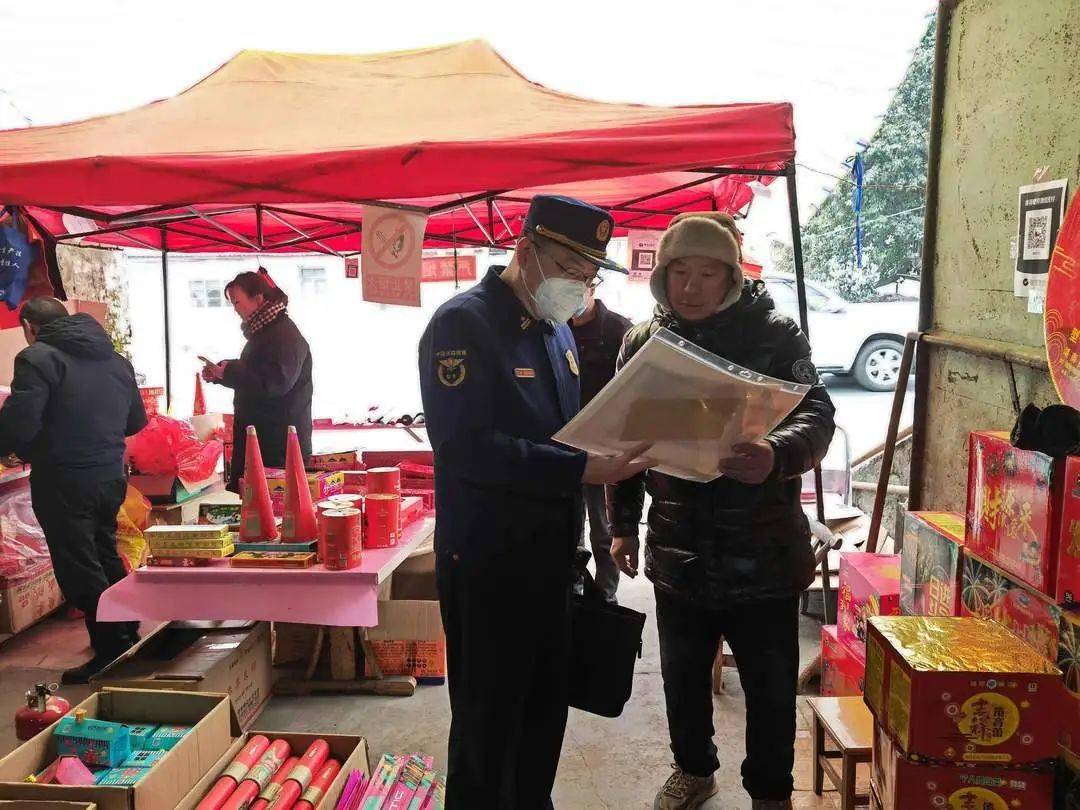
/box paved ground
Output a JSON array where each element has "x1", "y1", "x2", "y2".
[{"x1": 0, "y1": 573, "x2": 862, "y2": 809}]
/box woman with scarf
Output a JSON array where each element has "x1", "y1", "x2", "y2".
[
  {"x1": 202, "y1": 268, "x2": 313, "y2": 492},
  {"x1": 608, "y1": 213, "x2": 835, "y2": 810}
]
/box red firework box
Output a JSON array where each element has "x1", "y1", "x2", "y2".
[
  {"x1": 838, "y1": 553, "x2": 901, "y2": 657},
  {"x1": 139, "y1": 386, "x2": 164, "y2": 417},
  {"x1": 263, "y1": 469, "x2": 344, "y2": 516},
  {"x1": 901, "y1": 511, "x2": 965, "y2": 617},
  {"x1": 342, "y1": 469, "x2": 366, "y2": 495},
  {"x1": 962, "y1": 551, "x2": 1080, "y2": 754},
  {"x1": 871, "y1": 722, "x2": 1055, "y2": 810},
  {"x1": 966, "y1": 430, "x2": 1080, "y2": 604},
  {"x1": 308, "y1": 450, "x2": 359, "y2": 472},
  {"x1": 864, "y1": 616, "x2": 1063, "y2": 766},
  {"x1": 821, "y1": 624, "x2": 865, "y2": 697}
]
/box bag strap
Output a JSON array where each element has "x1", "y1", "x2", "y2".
[{"x1": 572, "y1": 548, "x2": 605, "y2": 603}]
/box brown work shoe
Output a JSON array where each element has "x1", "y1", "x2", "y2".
[
  {"x1": 653, "y1": 765, "x2": 718, "y2": 810},
  {"x1": 751, "y1": 801, "x2": 792, "y2": 809}
]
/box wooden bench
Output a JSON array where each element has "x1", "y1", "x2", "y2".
[{"x1": 807, "y1": 695, "x2": 873, "y2": 810}]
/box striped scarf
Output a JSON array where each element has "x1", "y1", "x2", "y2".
[{"x1": 242, "y1": 300, "x2": 286, "y2": 339}]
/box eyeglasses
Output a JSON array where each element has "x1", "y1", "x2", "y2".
[{"x1": 538, "y1": 245, "x2": 603, "y2": 290}]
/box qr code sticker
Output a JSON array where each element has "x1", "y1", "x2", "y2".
[
  {"x1": 639, "y1": 252, "x2": 654, "y2": 269},
  {"x1": 1024, "y1": 208, "x2": 1052, "y2": 261}
]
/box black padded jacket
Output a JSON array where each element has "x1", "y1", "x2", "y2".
[{"x1": 608, "y1": 281, "x2": 836, "y2": 609}]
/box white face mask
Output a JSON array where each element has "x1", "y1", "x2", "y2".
[{"x1": 528, "y1": 247, "x2": 587, "y2": 324}]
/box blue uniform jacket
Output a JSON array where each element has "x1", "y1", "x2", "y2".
[{"x1": 419, "y1": 268, "x2": 587, "y2": 567}]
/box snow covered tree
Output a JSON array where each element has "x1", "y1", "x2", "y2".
[{"x1": 801, "y1": 15, "x2": 934, "y2": 301}]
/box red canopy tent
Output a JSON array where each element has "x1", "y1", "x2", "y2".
[
  {"x1": 0, "y1": 38, "x2": 830, "y2": 604},
  {"x1": 0, "y1": 38, "x2": 811, "y2": 398}
]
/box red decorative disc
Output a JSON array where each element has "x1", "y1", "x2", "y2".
[{"x1": 1046, "y1": 194, "x2": 1080, "y2": 407}]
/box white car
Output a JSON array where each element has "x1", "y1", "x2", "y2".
[{"x1": 762, "y1": 274, "x2": 917, "y2": 392}]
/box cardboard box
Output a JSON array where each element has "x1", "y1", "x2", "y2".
[
  {"x1": 176, "y1": 731, "x2": 370, "y2": 810},
  {"x1": 263, "y1": 470, "x2": 343, "y2": 516},
  {"x1": 864, "y1": 616, "x2": 1063, "y2": 765},
  {"x1": 0, "y1": 689, "x2": 238, "y2": 810},
  {"x1": 820, "y1": 624, "x2": 864, "y2": 696},
  {"x1": 0, "y1": 803, "x2": 98, "y2": 809},
  {"x1": 366, "y1": 562, "x2": 445, "y2": 680},
  {"x1": 872, "y1": 722, "x2": 1055, "y2": 810},
  {"x1": 838, "y1": 553, "x2": 901, "y2": 655},
  {"x1": 0, "y1": 564, "x2": 64, "y2": 635},
  {"x1": 961, "y1": 552, "x2": 1080, "y2": 755},
  {"x1": 91, "y1": 623, "x2": 271, "y2": 730},
  {"x1": 308, "y1": 451, "x2": 358, "y2": 472},
  {"x1": 1059, "y1": 745, "x2": 1080, "y2": 808},
  {"x1": 966, "y1": 430, "x2": 1080, "y2": 603},
  {"x1": 900, "y1": 511, "x2": 965, "y2": 617}
]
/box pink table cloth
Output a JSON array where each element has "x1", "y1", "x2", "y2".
[{"x1": 98, "y1": 518, "x2": 435, "y2": 627}]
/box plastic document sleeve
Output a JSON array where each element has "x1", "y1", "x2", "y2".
[{"x1": 554, "y1": 327, "x2": 810, "y2": 482}]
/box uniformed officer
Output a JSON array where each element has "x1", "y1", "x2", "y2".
[{"x1": 419, "y1": 195, "x2": 652, "y2": 809}]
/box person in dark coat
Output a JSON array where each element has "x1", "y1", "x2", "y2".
[
  {"x1": 201, "y1": 268, "x2": 313, "y2": 491},
  {"x1": 0, "y1": 298, "x2": 147, "y2": 683},
  {"x1": 569, "y1": 288, "x2": 632, "y2": 603},
  {"x1": 608, "y1": 213, "x2": 836, "y2": 810},
  {"x1": 419, "y1": 195, "x2": 651, "y2": 809}
]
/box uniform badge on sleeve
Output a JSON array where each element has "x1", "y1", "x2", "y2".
[
  {"x1": 436, "y1": 350, "x2": 467, "y2": 387},
  {"x1": 565, "y1": 349, "x2": 580, "y2": 377},
  {"x1": 792, "y1": 358, "x2": 819, "y2": 385}
]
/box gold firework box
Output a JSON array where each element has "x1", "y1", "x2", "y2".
[
  {"x1": 147, "y1": 546, "x2": 234, "y2": 560},
  {"x1": 864, "y1": 616, "x2": 1063, "y2": 766},
  {"x1": 228, "y1": 552, "x2": 316, "y2": 569},
  {"x1": 900, "y1": 512, "x2": 965, "y2": 617},
  {"x1": 145, "y1": 525, "x2": 231, "y2": 547}
]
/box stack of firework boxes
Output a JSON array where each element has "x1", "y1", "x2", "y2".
[
  {"x1": 821, "y1": 552, "x2": 901, "y2": 698},
  {"x1": 856, "y1": 429, "x2": 1080, "y2": 806}
]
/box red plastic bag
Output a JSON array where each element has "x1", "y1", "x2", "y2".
[
  {"x1": 127, "y1": 416, "x2": 223, "y2": 487},
  {"x1": 0, "y1": 487, "x2": 49, "y2": 585}
]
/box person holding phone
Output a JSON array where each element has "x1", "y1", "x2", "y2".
[{"x1": 201, "y1": 268, "x2": 312, "y2": 491}]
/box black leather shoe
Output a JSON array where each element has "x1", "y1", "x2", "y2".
[{"x1": 61, "y1": 657, "x2": 107, "y2": 685}]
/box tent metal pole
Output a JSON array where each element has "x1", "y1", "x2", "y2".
[
  {"x1": 786, "y1": 164, "x2": 831, "y2": 622},
  {"x1": 161, "y1": 228, "x2": 172, "y2": 410}
]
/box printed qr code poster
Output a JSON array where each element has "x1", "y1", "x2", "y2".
[{"x1": 1015, "y1": 178, "x2": 1068, "y2": 297}]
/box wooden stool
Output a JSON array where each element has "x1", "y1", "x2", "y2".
[{"x1": 807, "y1": 696, "x2": 873, "y2": 810}]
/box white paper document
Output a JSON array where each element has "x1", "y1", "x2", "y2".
[{"x1": 554, "y1": 328, "x2": 810, "y2": 482}]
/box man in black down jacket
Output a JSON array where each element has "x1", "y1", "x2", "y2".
[
  {"x1": 0, "y1": 298, "x2": 147, "y2": 683},
  {"x1": 608, "y1": 214, "x2": 835, "y2": 810}
]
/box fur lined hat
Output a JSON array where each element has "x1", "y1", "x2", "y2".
[{"x1": 650, "y1": 212, "x2": 744, "y2": 311}]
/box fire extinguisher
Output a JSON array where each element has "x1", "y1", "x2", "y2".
[{"x1": 15, "y1": 682, "x2": 71, "y2": 741}]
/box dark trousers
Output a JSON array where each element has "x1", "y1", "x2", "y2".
[
  {"x1": 655, "y1": 588, "x2": 800, "y2": 802},
  {"x1": 30, "y1": 474, "x2": 135, "y2": 659},
  {"x1": 578, "y1": 484, "x2": 618, "y2": 603},
  {"x1": 438, "y1": 553, "x2": 571, "y2": 810}
]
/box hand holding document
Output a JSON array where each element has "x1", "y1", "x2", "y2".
[{"x1": 555, "y1": 328, "x2": 810, "y2": 482}]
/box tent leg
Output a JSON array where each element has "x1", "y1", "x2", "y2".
[
  {"x1": 161, "y1": 230, "x2": 172, "y2": 410},
  {"x1": 787, "y1": 166, "x2": 831, "y2": 620}
]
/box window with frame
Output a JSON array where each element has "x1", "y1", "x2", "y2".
[{"x1": 300, "y1": 266, "x2": 327, "y2": 297}]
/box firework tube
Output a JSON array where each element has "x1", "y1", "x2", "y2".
[
  {"x1": 251, "y1": 756, "x2": 298, "y2": 810},
  {"x1": 267, "y1": 739, "x2": 330, "y2": 810},
  {"x1": 197, "y1": 735, "x2": 271, "y2": 810},
  {"x1": 295, "y1": 759, "x2": 341, "y2": 810},
  {"x1": 359, "y1": 754, "x2": 404, "y2": 809},
  {"x1": 222, "y1": 739, "x2": 292, "y2": 810},
  {"x1": 366, "y1": 467, "x2": 401, "y2": 496}
]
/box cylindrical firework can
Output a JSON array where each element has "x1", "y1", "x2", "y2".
[
  {"x1": 366, "y1": 467, "x2": 401, "y2": 497},
  {"x1": 363, "y1": 494, "x2": 400, "y2": 549},
  {"x1": 328, "y1": 493, "x2": 363, "y2": 509},
  {"x1": 320, "y1": 508, "x2": 362, "y2": 570}
]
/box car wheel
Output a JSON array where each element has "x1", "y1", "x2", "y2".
[{"x1": 854, "y1": 339, "x2": 904, "y2": 392}]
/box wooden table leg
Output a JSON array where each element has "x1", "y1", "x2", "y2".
[
  {"x1": 841, "y1": 752, "x2": 857, "y2": 810},
  {"x1": 812, "y1": 713, "x2": 825, "y2": 796}
]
